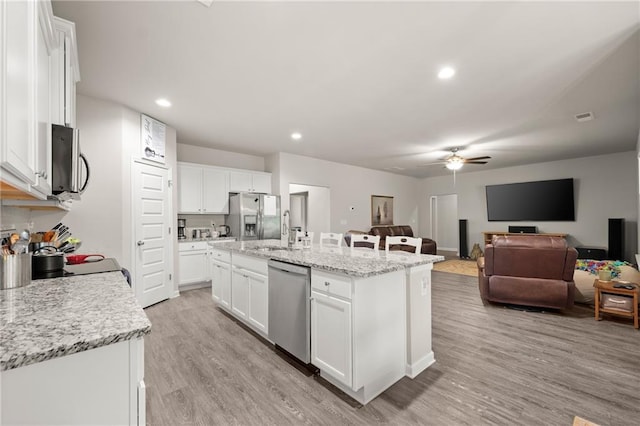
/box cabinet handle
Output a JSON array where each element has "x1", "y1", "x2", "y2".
[
  {"x1": 324, "y1": 281, "x2": 330, "y2": 286},
  {"x1": 137, "y1": 241, "x2": 145, "y2": 246}
]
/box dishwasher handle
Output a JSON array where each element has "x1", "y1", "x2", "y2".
[{"x1": 268, "y1": 260, "x2": 311, "y2": 277}]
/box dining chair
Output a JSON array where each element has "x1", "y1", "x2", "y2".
[
  {"x1": 320, "y1": 232, "x2": 343, "y2": 247},
  {"x1": 385, "y1": 236, "x2": 422, "y2": 254},
  {"x1": 350, "y1": 234, "x2": 380, "y2": 250}
]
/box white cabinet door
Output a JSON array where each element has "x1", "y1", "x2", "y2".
[
  {"x1": 202, "y1": 168, "x2": 228, "y2": 214},
  {"x1": 311, "y1": 290, "x2": 352, "y2": 388},
  {"x1": 231, "y1": 269, "x2": 249, "y2": 320},
  {"x1": 247, "y1": 270, "x2": 268, "y2": 335},
  {"x1": 2, "y1": 0, "x2": 36, "y2": 185},
  {"x1": 211, "y1": 261, "x2": 222, "y2": 304},
  {"x1": 177, "y1": 164, "x2": 202, "y2": 213},
  {"x1": 212, "y1": 260, "x2": 232, "y2": 310},
  {"x1": 178, "y1": 251, "x2": 207, "y2": 285},
  {"x1": 32, "y1": 3, "x2": 52, "y2": 196},
  {"x1": 251, "y1": 173, "x2": 271, "y2": 194},
  {"x1": 228, "y1": 170, "x2": 252, "y2": 192}
]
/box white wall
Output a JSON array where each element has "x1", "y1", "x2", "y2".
[
  {"x1": 177, "y1": 144, "x2": 264, "y2": 171},
  {"x1": 270, "y1": 152, "x2": 421, "y2": 234},
  {"x1": 419, "y1": 151, "x2": 638, "y2": 261}
]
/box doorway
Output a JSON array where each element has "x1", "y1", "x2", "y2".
[
  {"x1": 430, "y1": 194, "x2": 458, "y2": 254},
  {"x1": 289, "y1": 184, "x2": 330, "y2": 238}
]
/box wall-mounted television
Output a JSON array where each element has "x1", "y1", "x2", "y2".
[{"x1": 486, "y1": 178, "x2": 575, "y2": 221}]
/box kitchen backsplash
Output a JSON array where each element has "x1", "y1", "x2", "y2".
[{"x1": 178, "y1": 214, "x2": 226, "y2": 228}]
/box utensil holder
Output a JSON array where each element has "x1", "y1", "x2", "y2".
[{"x1": 1, "y1": 253, "x2": 32, "y2": 290}]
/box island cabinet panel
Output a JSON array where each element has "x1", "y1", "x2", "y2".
[
  {"x1": 311, "y1": 268, "x2": 406, "y2": 404},
  {"x1": 1, "y1": 338, "x2": 145, "y2": 426},
  {"x1": 231, "y1": 269, "x2": 250, "y2": 320},
  {"x1": 246, "y1": 269, "x2": 268, "y2": 334},
  {"x1": 311, "y1": 290, "x2": 352, "y2": 388},
  {"x1": 230, "y1": 254, "x2": 269, "y2": 336},
  {"x1": 211, "y1": 249, "x2": 232, "y2": 311}
]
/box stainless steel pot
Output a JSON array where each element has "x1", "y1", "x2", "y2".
[{"x1": 1, "y1": 253, "x2": 32, "y2": 290}]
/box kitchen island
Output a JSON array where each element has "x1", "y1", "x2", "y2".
[
  {"x1": 210, "y1": 239, "x2": 444, "y2": 404},
  {"x1": 0, "y1": 271, "x2": 151, "y2": 425}
]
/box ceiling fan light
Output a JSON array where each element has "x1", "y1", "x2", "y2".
[{"x1": 446, "y1": 158, "x2": 463, "y2": 170}]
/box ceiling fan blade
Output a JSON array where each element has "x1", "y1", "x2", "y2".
[
  {"x1": 464, "y1": 156, "x2": 491, "y2": 161},
  {"x1": 418, "y1": 161, "x2": 447, "y2": 167},
  {"x1": 465, "y1": 161, "x2": 488, "y2": 165}
]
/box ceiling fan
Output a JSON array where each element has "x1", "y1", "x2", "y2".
[{"x1": 423, "y1": 148, "x2": 491, "y2": 171}]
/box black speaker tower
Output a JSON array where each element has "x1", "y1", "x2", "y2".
[
  {"x1": 459, "y1": 219, "x2": 469, "y2": 259},
  {"x1": 608, "y1": 218, "x2": 624, "y2": 261}
]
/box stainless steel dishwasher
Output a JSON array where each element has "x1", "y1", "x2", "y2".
[{"x1": 268, "y1": 260, "x2": 311, "y2": 363}]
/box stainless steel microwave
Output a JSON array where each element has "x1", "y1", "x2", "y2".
[{"x1": 51, "y1": 124, "x2": 90, "y2": 200}]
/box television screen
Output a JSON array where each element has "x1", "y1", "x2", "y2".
[{"x1": 486, "y1": 178, "x2": 575, "y2": 221}]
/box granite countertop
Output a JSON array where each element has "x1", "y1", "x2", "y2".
[
  {"x1": 0, "y1": 272, "x2": 151, "y2": 372},
  {"x1": 179, "y1": 236, "x2": 236, "y2": 243},
  {"x1": 214, "y1": 240, "x2": 444, "y2": 278}
]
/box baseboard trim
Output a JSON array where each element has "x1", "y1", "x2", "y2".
[{"x1": 406, "y1": 352, "x2": 436, "y2": 379}]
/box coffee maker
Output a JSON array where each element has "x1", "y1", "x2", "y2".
[{"x1": 177, "y1": 219, "x2": 186, "y2": 240}]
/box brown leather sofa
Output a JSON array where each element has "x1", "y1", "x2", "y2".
[
  {"x1": 345, "y1": 225, "x2": 437, "y2": 255},
  {"x1": 478, "y1": 235, "x2": 577, "y2": 310}
]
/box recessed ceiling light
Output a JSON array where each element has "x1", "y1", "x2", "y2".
[
  {"x1": 291, "y1": 132, "x2": 302, "y2": 141},
  {"x1": 155, "y1": 98, "x2": 172, "y2": 107},
  {"x1": 438, "y1": 67, "x2": 456, "y2": 79}
]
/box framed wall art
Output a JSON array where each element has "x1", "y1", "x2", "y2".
[
  {"x1": 141, "y1": 114, "x2": 166, "y2": 163},
  {"x1": 371, "y1": 195, "x2": 393, "y2": 226}
]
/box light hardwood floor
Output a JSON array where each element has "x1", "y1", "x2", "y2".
[{"x1": 144, "y1": 272, "x2": 640, "y2": 425}]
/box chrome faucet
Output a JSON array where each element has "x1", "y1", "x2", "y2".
[{"x1": 282, "y1": 210, "x2": 296, "y2": 247}]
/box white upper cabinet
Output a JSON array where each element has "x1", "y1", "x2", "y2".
[
  {"x1": 1, "y1": 0, "x2": 37, "y2": 187},
  {"x1": 1, "y1": 0, "x2": 59, "y2": 200},
  {"x1": 32, "y1": 1, "x2": 56, "y2": 196},
  {"x1": 177, "y1": 163, "x2": 229, "y2": 214},
  {"x1": 229, "y1": 170, "x2": 271, "y2": 193},
  {"x1": 51, "y1": 17, "x2": 79, "y2": 127},
  {"x1": 202, "y1": 168, "x2": 229, "y2": 213},
  {"x1": 177, "y1": 164, "x2": 202, "y2": 213}
]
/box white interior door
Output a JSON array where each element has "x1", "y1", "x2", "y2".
[{"x1": 133, "y1": 161, "x2": 173, "y2": 308}]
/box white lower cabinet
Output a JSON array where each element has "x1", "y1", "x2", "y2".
[
  {"x1": 310, "y1": 290, "x2": 352, "y2": 387},
  {"x1": 0, "y1": 338, "x2": 145, "y2": 425},
  {"x1": 246, "y1": 269, "x2": 268, "y2": 334},
  {"x1": 178, "y1": 241, "x2": 210, "y2": 287},
  {"x1": 231, "y1": 269, "x2": 249, "y2": 320},
  {"x1": 229, "y1": 254, "x2": 269, "y2": 337},
  {"x1": 211, "y1": 259, "x2": 231, "y2": 310}
]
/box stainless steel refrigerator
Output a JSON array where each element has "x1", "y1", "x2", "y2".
[{"x1": 227, "y1": 193, "x2": 281, "y2": 241}]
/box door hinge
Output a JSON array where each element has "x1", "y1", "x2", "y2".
[
  {"x1": 168, "y1": 179, "x2": 173, "y2": 187},
  {"x1": 169, "y1": 273, "x2": 172, "y2": 281},
  {"x1": 168, "y1": 226, "x2": 171, "y2": 234}
]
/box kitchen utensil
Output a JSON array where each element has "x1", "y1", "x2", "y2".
[
  {"x1": 1, "y1": 253, "x2": 32, "y2": 289},
  {"x1": 66, "y1": 254, "x2": 105, "y2": 265}
]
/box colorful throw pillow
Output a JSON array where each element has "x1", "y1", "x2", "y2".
[{"x1": 574, "y1": 259, "x2": 632, "y2": 278}]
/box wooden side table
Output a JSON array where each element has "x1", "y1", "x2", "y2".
[{"x1": 593, "y1": 279, "x2": 639, "y2": 329}]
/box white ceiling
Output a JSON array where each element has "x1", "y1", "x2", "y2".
[{"x1": 52, "y1": 1, "x2": 640, "y2": 178}]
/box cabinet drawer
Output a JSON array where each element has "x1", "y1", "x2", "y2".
[
  {"x1": 179, "y1": 241, "x2": 208, "y2": 252},
  {"x1": 210, "y1": 248, "x2": 231, "y2": 263},
  {"x1": 233, "y1": 253, "x2": 268, "y2": 275},
  {"x1": 312, "y1": 269, "x2": 352, "y2": 300}
]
